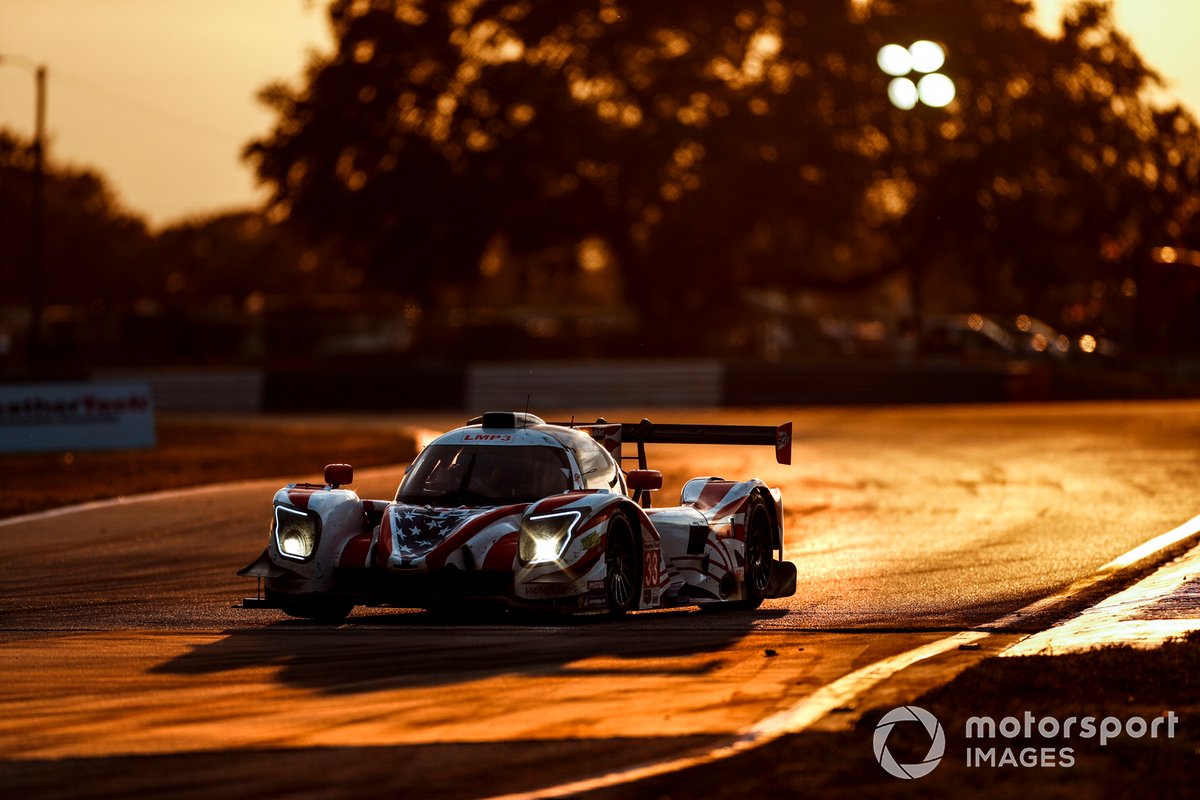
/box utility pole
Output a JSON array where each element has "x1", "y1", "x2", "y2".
[
  {"x1": 0, "y1": 55, "x2": 47, "y2": 374},
  {"x1": 30, "y1": 63, "x2": 46, "y2": 372}
]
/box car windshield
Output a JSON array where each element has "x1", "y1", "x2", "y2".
[{"x1": 396, "y1": 444, "x2": 572, "y2": 507}]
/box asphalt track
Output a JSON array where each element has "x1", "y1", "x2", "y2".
[{"x1": 3, "y1": 402, "x2": 1200, "y2": 798}]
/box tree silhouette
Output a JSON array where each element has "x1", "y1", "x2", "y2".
[
  {"x1": 246, "y1": 0, "x2": 1200, "y2": 350},
  {"x1": 0, "y1": 129, "x2": 154, "y2": 308}
]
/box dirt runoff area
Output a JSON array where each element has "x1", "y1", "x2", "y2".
[{"x1": 0, "y1": 414, "x2": 421, "y2": 519}]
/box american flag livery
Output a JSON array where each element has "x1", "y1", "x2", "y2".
[{"x1": 239, "y1": 412, "x2": 796, "y2": 620}]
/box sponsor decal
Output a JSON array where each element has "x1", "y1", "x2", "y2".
[
  {"x1": 0, "y1": 392, "x2": 150, "y2": 422},
  {"x1": 522, "y1": 583, "x2": 570, "y2": 597},
  {"x1": 463, "y1": 433, "x2": 513, "y2": 441},
  {"x1": 582, "y1": 595, "x2": 609, "y2": 608},
  {"x1": 0, "y1": 381, "x2": 155, "y2": 453},
  {"x1": 587, "y1": 580, "x2": 606, "y2": 591},
  {"x1": 643, "y1": 551, "x2": 661, "y2": 587},
  {"x1": 580, "y1": 532, "x2": 601, "y2": 550}
]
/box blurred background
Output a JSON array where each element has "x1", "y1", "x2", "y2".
[{"x1": 3, "y1": 0, "x2": 1200, "y2": 409}]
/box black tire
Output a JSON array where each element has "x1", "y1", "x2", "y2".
[
  {"x1": 739, "y1": 495, "x2": 773, "y2": 610},
  {"x1": 604, "y1": 514, "x2": 641, "y2": 616},
  {"x1": 280, "y1": 598, "x2": 355, "y2": 624}
]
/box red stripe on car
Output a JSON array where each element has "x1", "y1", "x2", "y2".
[
  {"x1": 339, "y1": 532, "x2": 372, "y2": 568},
  {"x1": 375, "y1": 512, "x2": 394, "y2": 569},
  {"x1": 287, "y1": 489, "x2": 315, "y2": 509},
  {"x1": 423, "y1": 504, "x2": 526, "y2": 570},
  {"x1": 482, "y1": 531, "x2": 519, "y2": 571}
]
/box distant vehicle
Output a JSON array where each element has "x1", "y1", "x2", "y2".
[
  {"x1": 239, "y1": 412, "x2": 797, "y2": 621},
  {"x1": 922, "y1": 313, "x2": 1017, "y2": 361},
  {"x1": 923, "y1": 313, "x2": 1114, "y2": 363},
  {"x1": 1008, "y1": 314, "x2": 1070, "y2": 360}
]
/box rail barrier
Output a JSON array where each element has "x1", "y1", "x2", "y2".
[{"x1": 78, "y1": 361, "x2": 1061, "y2": 412}]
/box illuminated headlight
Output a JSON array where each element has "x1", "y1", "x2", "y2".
[
  {"x1": 518, "y1": 511, "x2": 581, "y2": 565},
  {"x1": 274, "y1": 505, "x2": 319, "y2": 561}
]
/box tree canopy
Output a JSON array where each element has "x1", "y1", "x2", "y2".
[
  {"x1": 0, "y1": 129, "x2": 154, "y2": 309},
  {"x1": 246, "y1": 0, "x2": 1200, "y2": 346}
]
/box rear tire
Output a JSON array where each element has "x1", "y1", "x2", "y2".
[
  {"x1": 604, "y1": 514, "x2": 641, "y2": 616},
  {"x1": 739, "y1": 495, "x2": 773, "y2": 610},
  {"x1": 702, "y1": 495, "x2": 771, "y2": 613}
]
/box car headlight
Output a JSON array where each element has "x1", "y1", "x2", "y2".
[
  {"x1": 274, "y1": 505, "x2": 320, "y2": 561},
  {"x1": 518, "y1": 511, "x2": 581, "y2": 565}
]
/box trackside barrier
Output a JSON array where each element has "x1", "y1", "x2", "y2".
[
  {"x1": 724, "y1": 362, "x2": 1048, "y2": 406},
  {"x1": 467, "y1": 361, "x2": 723, "y2": 411},
  {"x1": 86, "y1": 361, "x2": 1066, "y2": 412},
  {"x1": 262, "y1": 365, "x2": 466, "y2": 411},
  {"x1": 0, "y1": 381, "x2": 156, "y2": 453},
  {"x1": 92, "y1": 369, "x2": 264, "y2": 412}
]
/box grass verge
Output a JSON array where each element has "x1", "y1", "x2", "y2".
[{"x1": 0, "y1": 415, "x2": 420, "y2": 519}]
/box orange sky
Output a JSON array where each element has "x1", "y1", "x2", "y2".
[
  {"x1": 1032, "y1": 0, "x2": 1200, "y2": 109},
  {"x1": 0, "y1": 1, "x2": 1196, "y2": 228},
  {"x1": 0, "y1": 1, "x2": 330, "y2": 227}
]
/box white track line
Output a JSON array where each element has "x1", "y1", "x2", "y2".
[
  {"x1": 0, "y1": 462, "x2": 418, "y2": 530},
  {"x1": 484, "y1": 511, "x2": 1200, "y2": 800},
  {"x1": 0, "y1": 428, "x2": 441, "y2": 531},
  {"x1": 1102, "y1": 514, "x2": 1200, "y2": 570},
  {"x1": 483, "y1": 630, "x2": 987, "y2": 800},
  {"x1": 0, "y1": 480, "x2": 278, "y2": 529},
  {"x1": 1006, "y1": 539, "x2": 1200, "y2": 655}
]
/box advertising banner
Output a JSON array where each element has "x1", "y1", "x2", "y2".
[{"x1": 0, "y1": 382, "x2": 156, "y2": 453}]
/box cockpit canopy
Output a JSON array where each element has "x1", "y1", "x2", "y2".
[
  {"x1": 396, "y1": 421, "x2": 623, "y2": 507},
  {"x1": 397, "y1": 443, "x2": 571, "y2": 506}
]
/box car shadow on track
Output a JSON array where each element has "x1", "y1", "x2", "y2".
[{"x1": 150, "y1": 607, "x2": 784, "y2": 695}]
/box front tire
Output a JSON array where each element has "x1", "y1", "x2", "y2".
[{"x1": 604, "y1": 514, "x2": 641, "y2": 616}]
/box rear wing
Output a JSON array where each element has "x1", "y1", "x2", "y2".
[{"x1": 554, "y1": 419, "x2": 792, "y2": 469}]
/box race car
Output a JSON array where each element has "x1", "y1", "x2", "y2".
[{"x1": 239, "y1": 411, "x2": 796, "y2": 621}]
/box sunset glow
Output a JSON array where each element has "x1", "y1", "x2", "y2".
[{"x1": 0, "y1": 1, "x2": 1196, "y2": 226}]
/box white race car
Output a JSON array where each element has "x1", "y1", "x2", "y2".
[{"x1": 240, "y1": 412, "x2": 796, "y2": 621}]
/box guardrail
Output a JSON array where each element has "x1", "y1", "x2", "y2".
[
  {"x1": 467, "y1": 360, "x2": 723, "y2": 411},
  {"x1": 82, "y1": 361, "x2": 1058, "y2": 412}
]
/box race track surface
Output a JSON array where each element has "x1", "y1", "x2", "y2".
[{"x1": 3, "y1": 402, "x2": 1199, "y2": 797}]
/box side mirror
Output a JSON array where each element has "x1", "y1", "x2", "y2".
[
  {"x1": 325, "y1": 463, "x2": 353, "y2": 488},
  {"x1": 626, "y1": 469, "x2": 663, "y2": 492}
]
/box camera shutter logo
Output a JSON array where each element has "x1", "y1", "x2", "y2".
[{"x1": 873, "y1": 705, "x2": 946, "y2": 779}]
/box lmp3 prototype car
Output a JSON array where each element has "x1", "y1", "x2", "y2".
[{"x1": 239, "y1": 412, "x2": 796, "y2": 621}]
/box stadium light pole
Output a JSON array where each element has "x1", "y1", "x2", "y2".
[
  {"x1": 877, "y1": 41, "x2": 956, "y2": 357},
  {"x1": 877, "y1": 40, "x2": 955, "y2": 109},
  {"x1": 0, "y1": 54, "x2": 47, "y2": 372}
]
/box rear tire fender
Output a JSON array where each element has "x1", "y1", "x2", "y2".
[{"x1": 753, "y1": 487, "x2": 783, "y2": 554}]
